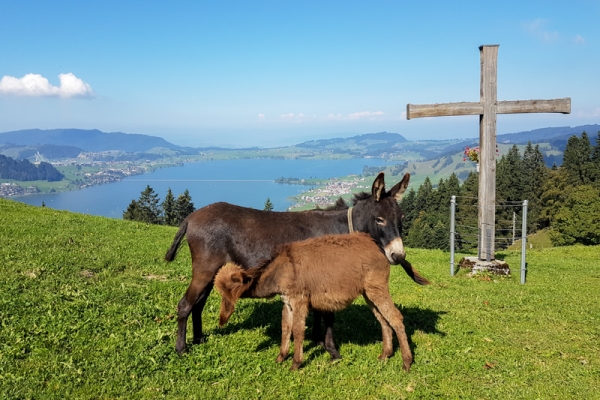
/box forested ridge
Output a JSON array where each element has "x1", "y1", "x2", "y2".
[
  {"x1": 400, "y1": 131, "x2": 600, "y2": 248},
  {"x1": 0, "y1": 154, "x2": 64, "y2": 182}
]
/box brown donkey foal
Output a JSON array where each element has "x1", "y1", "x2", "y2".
[{"x1": 215, "y1": 232, "x2": 429, "y2": 371}]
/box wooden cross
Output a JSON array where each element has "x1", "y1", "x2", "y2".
[{"x1": 406, "y1": 45, "x2": 570, "y2": 261}]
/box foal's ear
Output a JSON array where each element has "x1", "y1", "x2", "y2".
[
  {"x1": 390, "y1": 173, "x2": 410, "y2": 201},
  {"x1": 231, "y1": 271, "x2": 244, "y2": 284},
  {"x1": 219, "y1": 297, "x2": 235, "y2": 326},
  {"x1": 372, "y1": 172, "x2": 386, "y2": 201}
]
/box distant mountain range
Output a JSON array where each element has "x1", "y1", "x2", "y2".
[
  {"x1": 0, "y1": 125, "x2": 598, "y2": 161},
  {"x1": 0, "y1": 129, "x2": 183, "y2": 153}
]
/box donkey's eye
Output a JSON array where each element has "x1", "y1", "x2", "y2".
[{"x1": 376, "y1": 217, "x2": 385, "y2": 225}]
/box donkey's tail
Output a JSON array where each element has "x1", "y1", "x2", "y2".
[
  {"x1": 164, "y1": 220, "x2": 188, "y2": 262},
  {"x1": 399, "y1": 258, "x2": 431, "y2": 285}
]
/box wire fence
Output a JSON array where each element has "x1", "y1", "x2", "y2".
[{"x1": 449, "y1": 195, "x2": 529, "y2": 284}]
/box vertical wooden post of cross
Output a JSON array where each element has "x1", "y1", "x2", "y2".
[
  {"x1": 479, "y1": 45, "x2": 497, "y2": 261},
  {"x1": 406, "y1": 45, "x2": 570, "y2": 262}
]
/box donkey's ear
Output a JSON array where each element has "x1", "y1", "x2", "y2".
[
  {"x1": 372, "y1": 172, "x2": 386, "y2": 201},
  {"x1": 390, "y1": 173, "x2": 410, "y2": 201}
]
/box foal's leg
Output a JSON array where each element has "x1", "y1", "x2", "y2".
[
  {"x1": 176, "y1": 269, "x2": 215, "y2": 354},
  {"x1": 276, "y1": 299, "x2": 293, "y2": 363},
  {"x1": 365, "y1": 289, "x2": 412, "y2": 372},
  {"x1": 363, "y1": 295, "x2": 394, "y2": 360},
  {"x1": 290, "y1": 300, "x2": 309, "y2": 370}
]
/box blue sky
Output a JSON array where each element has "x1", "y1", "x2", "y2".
[{"x1": 1, "y1": 0, "x2": 598, "y2": 147}]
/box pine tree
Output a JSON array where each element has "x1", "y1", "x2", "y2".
[
  {"x1": 136, "y1": 185, "x2": 162, "y2": 224},
  {"x1": 414, "y1": 176, "x2": 433, "y2": 214},
  {"x1": 264, "y1": 198, "x2": 274, "y2": 211},
  {"x1": 162, "y1": 188, "x2": 178, "y2": 226},
  {"x1": 456, "y1": 172, "x2": 479, "y2": 250},
  {"x1": 495, "y1": 145, "x2": 524, "y2": 247},
  {"x1": 521, "y1": 143, "x2": 550, "y2": 231},
  {"x1": 174, "y1": 189, "x2": 195, "y2": 225},
  {"x1": 562, "y1": 132, "x2": 592, "y2": 185},
  {"x1": 539, "y1": 167, "x2": 570, "y2": 228},
  {"x1": 123, "y1": 199, "x2": 141, "y2": 221},
  {"x1": 399, "y1": 188, "x2": 417, "y2": 237},
  {"x1": 590, "y1": 131, "x2": 600, "y2": 186}
]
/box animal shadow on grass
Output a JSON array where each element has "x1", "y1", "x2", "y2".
[{"x1": 214, "y1": 299, "x2": 446, "y2": 365}]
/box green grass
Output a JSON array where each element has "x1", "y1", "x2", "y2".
[
  {"x1": 1, "y1": 199, "x2": 598, "y2": 399},
  {"x1": 508, "y1": 229, "x2": 554, "y2": 250}
]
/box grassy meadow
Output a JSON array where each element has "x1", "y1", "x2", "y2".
[{"x1": 1, "y1": 198, "x2": 598, "y2": 399}]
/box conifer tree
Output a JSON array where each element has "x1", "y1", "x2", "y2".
[
  {"x1": 562, "y1": 132, "x2": 592, "y2": 185},
  {"x1": 162, "y1": 188, "x2": 178, "y2": 226},
  {"x1": 399, "y1": 188, "x2": 417, "y2": 237},
  {"x1": 123, "y1": 199, "x2": 140, "y2": 221},
  {"x1": 264, "y1": 198, "x2": 274, "y2": 211},
  {"x1": 495, "y1": 145, "x2": 523, "y2": 246},
  {"x1": 590, "y1": 131, "x2": 600, "y2": 186},
  {"x1": 456, "y1": 171, "x2": 478, "y2": 250},
  {"x1": 174, "y1": 189, "x2": 195, "y2": 225},
  {"x1": 136, "y1": 185, "x2": 162, "y2": 224},
  {"x1": 521, "y1": 143, "x2": 549, "y2": 231}
]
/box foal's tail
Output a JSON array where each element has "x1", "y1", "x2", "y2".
[
  {"x1": 164, "y1": 220, "x2": 188, "y2": 262},
  {"x1": 399, "y1": 258, "x2": 431, "y2": 285}
]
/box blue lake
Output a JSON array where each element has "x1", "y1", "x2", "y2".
[{"x1": 14, "y1": 158, "x2": 390, "y2": 218}]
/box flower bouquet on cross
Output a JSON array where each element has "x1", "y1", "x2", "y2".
[{"x1": 463, "y1": 146, "x2": 479, "y2": 163}]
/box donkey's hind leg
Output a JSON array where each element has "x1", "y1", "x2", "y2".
[
  {"x1": 322, "y1": 312, "x2": 341, "y2": 360},
  {"x1": 176, "y1": 269, "x2": 215, "y2": 354}
]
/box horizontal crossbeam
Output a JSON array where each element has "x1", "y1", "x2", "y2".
[
  {"x1": 497, "y1": 98, "x2": 571, "y2": 114},
  {"x1": 406, "y1": 97, "x2": 571, "y2": 119}
]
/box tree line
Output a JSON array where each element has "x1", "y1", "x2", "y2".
[
  {"x1": 123, "y1": 184, "x2": 278, "y2": 226},
  {"x1": 399, "y1": 131, "x2": 600, "y2": 249},
  {"x1": 123, "y1": 186, "x2": 195, "y2": 226},
  {"x1": 0, "y1": 154, "x2": 64, "y2": 182}
]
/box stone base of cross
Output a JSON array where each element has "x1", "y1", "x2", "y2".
[{"x1": 406, "y1": 45, "x2": 570, "y2": 261}]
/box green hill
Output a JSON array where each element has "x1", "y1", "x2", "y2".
[{"x1": 1, "y1": 199, "x2": 598, "y2": 398}]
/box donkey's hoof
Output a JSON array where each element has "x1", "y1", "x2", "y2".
[
  {"x1": 175, "y1": 340, "x2": 187, "y2": 355},
  {"x1": 192, "y1": 335, "x2": 208, "y2": 345}
]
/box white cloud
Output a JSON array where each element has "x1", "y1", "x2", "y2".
[
  {"x1": 573, "y1": 34, "x2": 585, "y2": 45},
  {"x1": 325, "y1": 113, "x2": 343, "y2": 120},
  {"x1": 0, "y1": 73, "x2": 94, "y2": 98},
  {"x1": 522, "y1": 19, "x2": 560, "y2": 43},
  {"x1": 349, "y1": 111, "x2": 384, "y2": 120},
  {"x1": 258, "y1": 113, "x2": 266, "y2": 120},
  {"x1": 279, "y1": 112, "x2": 305, "y2": 122}
]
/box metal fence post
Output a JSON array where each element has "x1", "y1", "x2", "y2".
[
  {"x1": 450, "y1": 195, "x2": 456, "y2": 276},
  {"x1": 521, "y1": 200, "x2": 528, "y2": 284}
]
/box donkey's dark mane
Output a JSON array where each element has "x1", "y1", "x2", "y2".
[
  {"x1": 352, "y1": 191, "x2": 372, "y2": 204},
  {"x1": 319, "y1": 192, "x2": 373, "y2": 210}
]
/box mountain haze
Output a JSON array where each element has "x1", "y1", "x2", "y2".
[{"x1": 0, "y1": 129, "x2": 182, "y2": 153}]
